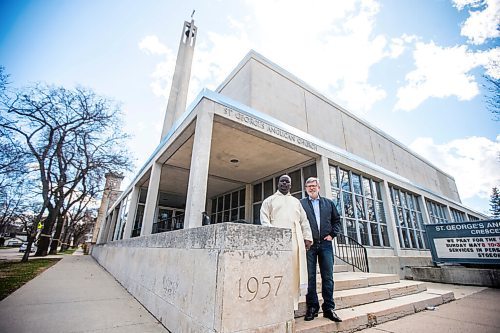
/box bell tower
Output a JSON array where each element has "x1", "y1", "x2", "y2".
[{"x1": 160, "y1": 14, "x2": 197, "y2": 140}]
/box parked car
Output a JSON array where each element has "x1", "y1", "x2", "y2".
[
  {"x1": 19, "y1": 242, "x2": 37, "y2": 253},
  {"x1": 5, "y1": 238, "x2": 24, "y2": 247}
]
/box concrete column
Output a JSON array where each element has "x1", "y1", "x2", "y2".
[
  {"x1": 184, "y1": 107, "x2": 214, "y2": 228},
  {"x1": 100, "y1": 214, "x2": 115, "y2": 244},
  {"x1": 112, "y1": 203, "x2": 125, "y2": 241},
  {"x1": 96, "y1": 215, "x2": 110, "y2": 244},
  {"x1": 245, "y1": 184, "x2": 252, "y2": 223},
  {"x1": 316, "y1": 155, "x2": 332, "y2": 199},
  {"x1": 381, "y1": 181, "x2": 401, "y2": 256},
  {"x1": 141, "y1": 163, "x2": 162, "y2": 236},
  {"x1": 420, "y1": 197, "x2": 431, "y2": 223},
  {"x1": 123, "y1": 186, "x2": 140, "y2": 239},
  {"x1": 418, "y1": 195, "x2": 432, "y2": 248}
]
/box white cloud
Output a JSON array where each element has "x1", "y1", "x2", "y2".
[
  {"x1": 239, "y1": 0, "x2": 408, "y2": 112},
  {"x1": 139, "y1": 35, "x2": 170, "y2": 55},
  {"x1": 452, "y1": 0, "x2": 500, "y2": 45},
  {"x1": 482, "y1": 47, "x2": 500, "y2": 78},
  {"x1": 188, "y1": 20, "x2": 253, "y2": 101},
  {"x1": 452, "y1": 0, "x2": 483, "y2": 10},
  {"x1": 138, "y1": 36, "x2": 176, "y2": 99},
  {"x1": 139, "y1": 0, "x2": 414, "y2": 113},
  {"x1": 395, "y1": 42, "x2": 498, "y2": 111},
  {"x1": 410, "y1": 135, "x2": 500, "y2": 200}
]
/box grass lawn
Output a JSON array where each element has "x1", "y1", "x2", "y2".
[
  {"x1": 59, "y1": 247, "x2": 78, "y2": 255},
  {"x1": 0, "y1": 258, "x2": 60, "y2": 300}
]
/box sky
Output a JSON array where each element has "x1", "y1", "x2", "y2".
[{"x1": 0, "y1": 0, "x2": 498, "y2": 215}]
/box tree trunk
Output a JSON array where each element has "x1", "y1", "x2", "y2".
[
  {"x1": 35, "y1": 208, "x2": 56, "y2": 256},
  {"x1": 49, "y1": 215, "x2": 64, "y2": 254},
  {"x1": 20, "y1": 231, "x2": 36, "y2": 263},
  {"x1": 60, "y1": 225, "x2": 71, "y2": 251}
]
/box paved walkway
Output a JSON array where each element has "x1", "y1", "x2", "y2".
[
  {"x1": 0, "y1": 253, "x2": 498, "y2": 333},
  {"x1": 357, "y1": 283, "x2": 499, "y2": 333},
  {"x1": 0, "y1": 252, "x2": 167, "y2": 333}
]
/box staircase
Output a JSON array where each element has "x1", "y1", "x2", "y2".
[{"x1": 294, "y1": 264, "x2": 455, "y2": 333}]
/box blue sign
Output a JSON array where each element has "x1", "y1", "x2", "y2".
[{"x1": 424, "y1": 219, "x2": 500, "y2": 265}]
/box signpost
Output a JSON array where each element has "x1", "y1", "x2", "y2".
[{"x1": 425, "y1": 219, "x2": 500, "y2": 265}]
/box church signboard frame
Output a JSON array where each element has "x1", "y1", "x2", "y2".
[{"x1": 425, "y1": 219, "x2": 500, "y2": 265}]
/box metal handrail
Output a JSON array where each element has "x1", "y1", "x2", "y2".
[
  {"x1": 333, "y1": 233, "x2": 369, "y2": 272},
  {"x1": 152, "y1": 214, "x2": 185, "y2": 234}
]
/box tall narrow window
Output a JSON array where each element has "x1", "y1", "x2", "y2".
[
  {"x1": 131, "y1": 188, "x2": 147, "y2": 237},
  {"x1": 390, "y1": 186, "x2": 427, "y2": 250},
  {"x1": 426, "y1": 200, "x2": 449, "y2": 224},
  {"x1": 330, "y1": 165, "x2": 389, "y2": 247},
  {"x1": 113, "y1": 193, "x2": 130, "y2": 240},
  {"x1": 210, "y1": 188, "x2": 246, "y2": 224},
  {"x1": 450, "y1": 208, "x2": 466, "y2": 222}
]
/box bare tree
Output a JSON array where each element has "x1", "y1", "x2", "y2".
[
  {"x1": 20, "y1": 202, "x2": 44, "y2": 262},
  {"x1": 50, "y1": 172, "x2": 100, "y2": 254},
  {"x1": 0, "y1": 67, "x2": 34, "y2": 237},
  {"x1": 483, "y1": 75, "x2": 499, "y2": 121},
  {"x1": 1, "y1": 83, "x2": 132, "y2": 259},
  {"x1": 70, "y1": 210, "x2": 96, "y2": 248}
]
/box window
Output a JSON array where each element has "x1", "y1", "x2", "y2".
[
  {"x1": 113, "y1": 193, "x2": 130, "y2": 241},
  {"x1": 426, "y1": 200, "x2": 449, "y2": 224},
  {"x1": 390, "y1": 187, "x2": 427, "y2": 249},
  {"x1": 131, "y1": 188, "x2": 147, "y2": 237},
  {"x1": 331, "y1": 165, "x2": 389, "y2": 247},
  {"x1": 252, "y1": 164, "x2": 317, "y2": 224},
  {"x1": 153, "y1": 207, "x2": 184, "y2": 233},
  {"x1": 210, "y1": 188, "x2": 246, "y2": 224},
  {"x1": 467, "y1": 214, "x2": 480, "y2": 221},
  {"x1": 450, "y1": 208, "x2": 466, "y2": 222}
]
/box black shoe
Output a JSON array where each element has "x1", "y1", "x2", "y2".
[
  {"x1": 323, "y1": 309, "x2": 342, "y2": 322},
  {"x1": 304, "y1": 306, "x2": 319, "y2": 321}
]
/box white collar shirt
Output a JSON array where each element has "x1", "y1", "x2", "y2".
[{"x1": 309, "y1": 196, "x2": 320, "y2": 232}]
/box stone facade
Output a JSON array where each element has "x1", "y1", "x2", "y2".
[{"x1": 93, "y1": 223, "x2": 294, "y2": 333}]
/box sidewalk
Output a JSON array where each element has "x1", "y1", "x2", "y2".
[
  {"x1": 0, "y1": 254, "x2": 498, "y2": 333},
  {"x1": 0, "y1": 253, "x2": 168, "y2": 333},
  {"x1": 357, "y1": 283, "x2": 500, "y2": 333}
]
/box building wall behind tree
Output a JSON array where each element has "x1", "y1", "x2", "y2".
[{"x1": 218, "y1": 54, "x2": 460, "y2": 202}]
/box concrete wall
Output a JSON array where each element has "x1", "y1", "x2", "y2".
[
  {"x1": 218, "y1": 55, "x2": 460, "y2": 202},
  {"x1": 411, "y1": 266, "x2": 500, "y2": 287},
  {"x1": 368, "y1": 255, "x2": 433, "y2": 279},
  {"x1": 92, "y1": 223, "x2": 294, "y2": 333},
  {"x1": 216, "y1": 60, "x2": 252, "y2": 109}
]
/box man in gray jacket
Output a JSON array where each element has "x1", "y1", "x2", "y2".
[{"x1": 300, "y1": 177, "x2": 342, "y2": 322}]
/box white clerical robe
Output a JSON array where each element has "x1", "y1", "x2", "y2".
[{"x1": 260, "y1": 191, "x2": 313, "y2": 310}]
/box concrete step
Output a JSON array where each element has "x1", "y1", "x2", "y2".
[
  {"x1": 296, "y1": 280, "x2": 427, "y2": 317},
  {"x1": 315, "y1": 264, "x2": 350, "y2": 274},
  {"x1": 323, "y1": 272, "x2": 400, "y2": 292},
  {"x1": 295, "y1": 288, "x2": 455, "y2": 333},
  {"x1": 334, "y1": 264, "x2": 349, "y2": 273}
]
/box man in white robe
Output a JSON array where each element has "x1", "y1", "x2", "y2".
[{"x1": 260, "y1": 175, "x2": 313, "y2": 311}]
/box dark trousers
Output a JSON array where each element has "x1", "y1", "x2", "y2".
[{"x1": 306, "y1": 240, "x2": 335, "y2": 311}]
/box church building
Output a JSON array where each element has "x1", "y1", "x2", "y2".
[{"x1": 93, "y1": 18, "x2": 486, "y2": 273}]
